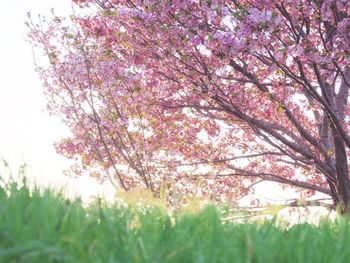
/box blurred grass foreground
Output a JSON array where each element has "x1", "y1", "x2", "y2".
[{"x1": 1, "y1": 178, "x2": 350, "y2": 263}]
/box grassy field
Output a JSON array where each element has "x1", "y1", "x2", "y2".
[{"x1": 0, "y1": 183, "x2": 350, "y2": 263}]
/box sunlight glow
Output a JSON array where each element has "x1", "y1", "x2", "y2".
[{"x1": 0, "y1": 0, "x2": 114, "y2": 202}]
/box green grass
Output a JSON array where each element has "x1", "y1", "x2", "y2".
[{"x1": 0, "y1": 183, "x2": 350, "y2": 263}]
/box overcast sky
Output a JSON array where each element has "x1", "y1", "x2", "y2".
[{"x1": 0, "y1": 0, "x2": 115, "y2": 201}]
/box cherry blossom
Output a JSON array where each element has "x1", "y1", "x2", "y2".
[{"x1": 27, "y1": 0, "x2": 350, "y2": 213}]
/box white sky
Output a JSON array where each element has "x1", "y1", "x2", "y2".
[{"x1": 0, "y1": 0, "x2": 115, "y2": 201}]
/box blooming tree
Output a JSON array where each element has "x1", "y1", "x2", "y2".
[{"x1": 28, "y1": 0, "x2": 350, "y2": 213}]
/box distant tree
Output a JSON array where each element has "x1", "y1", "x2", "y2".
[{"x1": 28, "y1": 0, "x2": 350, "y2": 213}]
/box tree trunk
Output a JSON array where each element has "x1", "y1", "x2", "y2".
[{"x1": 333, "y1": 130, "x2": 350, "y2": 214}]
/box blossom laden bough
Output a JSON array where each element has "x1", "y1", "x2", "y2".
[{"x1": 28, "y1": 0, "x2": 350, "y2": 214}]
